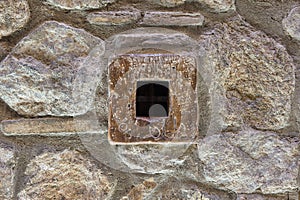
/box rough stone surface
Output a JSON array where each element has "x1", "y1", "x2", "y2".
[
  {"x1": 121, "y1": 178, "x2": 157, "y2": 200},
  {"x1": 0, "y1": 21, "x2": 104, "y2": 117},
  {"x1": 17, "y1": 149, "x2": 114, "y2": 200},
  {"x1": 115, "y1": 144, "x2": 187, "y2": 173},
  {"x1": 151, "y1": 0, "x2": 235, "y2": 12},
  {"x1": 282, "y1": 7, "x2": 300, "y2": 41},
  {"x1": 0, "y1": 42, "x2": 13, "y2": 61},
  {"x1": 0, "y1": 100, "x2": 19, "y2": 121},
  {"x1": 45, "y1": 0, "x2": 115, "y2": 10},
  {"x1": 124, "y1": 178, "x2": 235, "y2": 200},
  {"x1": 198, "y1": 129, "x2": 299, "y2": 194},
  {"x1": 0, "y1": 0, "x2": 30, "y2": 39},
  {"x1": 201, "y1": 18, "x2": 295, "y2": 130},
  {"x1": 237, "y1": 193, "x2": 288, "y2": 200},
  {"x1": 152, "y1": 0, "x2": 186, "y2": 7},
  {"x1": 87, "y1": 11, "x2": 141, "y2": 26},
  {"x1": 0, "y1": 143, "x2": 15, "y2": 200},
  {"x1": 140, "y1": 12, "x2": 204, "y2": 26}
]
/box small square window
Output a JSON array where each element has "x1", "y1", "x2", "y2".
[{"x1": 136, "y1": 81, "x2": 169, "y2": 118}]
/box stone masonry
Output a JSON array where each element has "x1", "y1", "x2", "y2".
[{"x1": 0, "y1": 0, "x2": 300, "y2": 199}]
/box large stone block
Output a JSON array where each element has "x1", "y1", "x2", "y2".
[
  {"x1": 0, "y1": 21, "x2": 105, "y2": 117},
  {"x1": 0, "y1": 0, "x2": 30, "y2": 39},
  {"x1": 201, "y1": 18, "x2": 295, "y2": 130},
  {"x1": 0, "y1": 142, "x2": 15, "y2": 200},
  {"x1": 17, "y1": 149, "x2": 114, "y2": 200},
  {"x1": 198, "y1": 129, "x2": 299, "y2": 194}
]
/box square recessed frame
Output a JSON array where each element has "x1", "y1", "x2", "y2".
[{"x1": 108, "y1": 54, "x2": 198, "y2": 144}]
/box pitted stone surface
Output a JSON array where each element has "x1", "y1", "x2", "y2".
[
  {"x1": 45, "y1": 0, "x2": 115, "y2": 10},
  {"x1": 0, "y1": 143, "x2": 15, "y2": 200},
  {"x1": 151, "y1": 0, "x2": 235, "y2": 12},
  {"x1": 17, "y1": 149, "x2": 114, "y2": 200},
  {"x1": 201, "y1": 18, "x2": 295, "y2": 130},
  {"x1": 0, "y1": 21, "x2": 104, "y2": 117},
  {"x1": 282, "y1": 7, "x2": 300, "y2": 41},
  {"x1": 0, "y1": 0, "x2": 30, "y2": 39},
  {"x1": 198, "y1": 129, "x2": 299, "y2": 194}
]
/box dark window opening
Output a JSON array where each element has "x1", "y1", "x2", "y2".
[{"x1": 136, "y1": 81, "x2": 169, "y2": 118}]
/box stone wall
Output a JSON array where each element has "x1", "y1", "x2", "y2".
[{"x1": 0, "y1": 0, "x2": 300, "y2": 199}]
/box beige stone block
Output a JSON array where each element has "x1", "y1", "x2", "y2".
[
  {"x1": 88, "y1": 11, "x2": 141, "y2": 26},
  {"x1": 140, "y1": 12, "x2": 204, "y2": 26}
]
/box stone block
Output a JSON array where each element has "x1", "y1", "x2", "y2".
[
  {"x1": 149, "y1": 0, "x2": 235, "y2": 12},
  {"x1": 140, "y1": 12, "x2": 204, "y2": 26},
  {"x1": 198, "y1": 129, "x2": 299, "y2": 194},
  {"x1": 1, "y1": 117, "x2": 103, "y2": 136},
  {"x1": 45, "y1": 0, "x2": 115, "y2": 10},
  {"x1": 17, "y1": 149, "x2": 114, "y2": 200},
  {"x1": 0, "y1": 21, "x2": 105, "y2": 117},
  {"x1": 0, "y1": 0, "x2": 30, "y2": 39},
  {"x1": 200, "y1": 18, "x2": 295, "y2": 130},
  {"x1": 87, "y1": 11, "x2": 141, "y2": 26}
]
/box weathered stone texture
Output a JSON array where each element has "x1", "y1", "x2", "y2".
[
  {"x1": 140, "y1": 12, "x2": 204, "y2": 26},
  {"x1": 0, "y1": 21, "x2": 104, "y2": 117},
  {"x1": 125, "y1": 178, "x2": 235, "y2": 200},
  {"x1": 0, "y1": 143, "x2": 15, "y2": 200},
  {"x1": 237, "y1": 193, "x2": 288, "y2": 200},
  {"x1": 282, "y1": 7, "x2": 300, "y2": 41},
  {"x1": 121, "y1": 178, "x2": 157, "y2": 200},
  {"x1": 18, "y1": 149, "x2": 114, "y2": 200},
  {"x1": 115, "y1": 144, "x2": 187, "y2": 173},
  {"x1": 151, "y1": 0, "x2": 235, "y2": 12},
  {"x1": 45, "y1": 0, "x2": 115, "y2": 10},
  {"x1": 87, "y1": 11, "x2": 141, "y2": 26},
  {"x1": 198, "y1": 0, "x2": 235, "y2": 12},
  {"x1": 198, "y1": 130, "x2": 299, "y2": 194},
  {"x1": 153, "y1": 0, "x2": 186, "y2": 7},
  {"x1": 201, "y1": 18, "x2": 295, "y2": 130},
  {"x1": 0, "y1": 0, "x2": 30, "y2": 39}
]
